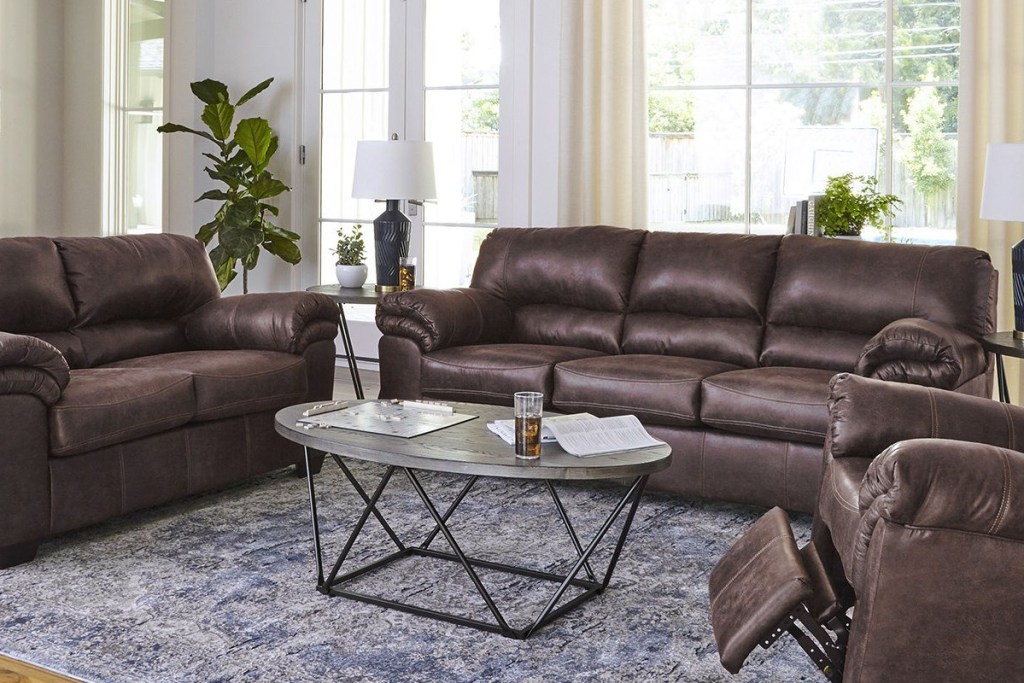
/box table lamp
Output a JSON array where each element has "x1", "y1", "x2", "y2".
[
  {"x1": 980, "y1": 143, "x2": 1024, "y2": 339},
  {"x1": 352, "y1": 136, "x2": 437, "y2": 292}
]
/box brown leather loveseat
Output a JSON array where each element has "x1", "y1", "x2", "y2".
[
  {"x1": 0, "y1": 234, "x2": 339, "y2": 568},
  {"x1": 375, "y1": 226, "x2": 995, "y2": 512}
]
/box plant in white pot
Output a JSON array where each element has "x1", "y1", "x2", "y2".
[{"x1": 334, "y1": 225, "x2": 368, "y2": 288}]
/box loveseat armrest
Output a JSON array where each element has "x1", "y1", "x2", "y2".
[
  {"x1": 185, "y1": 292, "x2": 340, "y2": 355},
  {"x1": 0, "y1": 331, "x2": 70, "y2": 405},
  {"x1": 376, "y1": 288, "x2": 514, "y2": 353},
  {"x1": 854, "y1": 317, "x2": 986, "y2": 390},
  {"x1": 826, "y1": 373, "x2": 1024, "y2": 460},
  {"x1": 850, "y1": 438, "x2": 1024, "y2": 587}
]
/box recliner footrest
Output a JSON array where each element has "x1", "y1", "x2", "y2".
[{"x1": 709, "y1": 506, "x2": 813, "y2": 674}]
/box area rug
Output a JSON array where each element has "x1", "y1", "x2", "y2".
[{"x1": 0, "y1": 461, "x2": 818, "y2": 682}]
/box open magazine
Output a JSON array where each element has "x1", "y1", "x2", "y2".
[{"x1": 487, "y1": 413, "x2": 664, "y2": 457}]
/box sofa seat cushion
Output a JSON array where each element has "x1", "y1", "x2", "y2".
[
  {"x1": 701, "y1": 367, "x2": 837, "y2": 444},
  {"x1": 103, "y1": 350, "x2": 307, "y2": 421},
  {"x1": 552, "y1": 354, "x2": 741, "y2": 427},
  {"x1": 50, "y1": 368, "x2": 195, "y2": 457},
  {"x1": 421, "y1": 344, "x2": 605, "y2": 405}
]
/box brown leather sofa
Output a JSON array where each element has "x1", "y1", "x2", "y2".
[
  {"x1": 376, "y1": 226, "x2": 996, "y2": 512},
  {"x1": 709, "y1": 373, "x2": 1024, "y2": 682},
  {"x1": 0, "y1": 234, "x2": 339, "y2": 568}
]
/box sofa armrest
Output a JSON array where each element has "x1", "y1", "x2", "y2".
[
  {"x1": 185, "y1": 292, "x2": 340, "y2": 355},
  {"x1": 826, "y1": 373, "x2": 1024, "y2": 460},
  {"x1": 376, "y1": 288, "x2": 514, "y2": 353},
  {"x1": 854, "y1": 317, "x2": 986, "y2": 390},
  {"x1": 0, "y1": 331, "x2": 70, "y2": 405},
  {"x1": 850, "y1": 438, "x2": 1024, "y2": 586}
]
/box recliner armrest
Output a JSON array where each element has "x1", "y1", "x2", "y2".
[
  {"x1": 0, "y1": 331, "x2": 70, "y2": 405},
  {"x1": 854, "y1": 317, "x2": 986, "y2": 390},
  {"x1": 827, "y1": 373, "x2": 1024, "y2": 460},
  {"x1": 185, "y1": 292, "x2": 340, "y2": 354},
  {"x1": 376, "y1": 288, "x2": 514, "y2": 353}
]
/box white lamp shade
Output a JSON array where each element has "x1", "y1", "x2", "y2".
[
  {"x1": 980, "y1": 143, "x2": 1024, "y2": 221},
  {"x1": 351, "y1": 140, "x2": 437, "y2": 200}
]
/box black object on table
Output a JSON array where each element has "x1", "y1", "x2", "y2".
[
  {"x1": 981, "y1": 332, "x2": 1024, "y2": 403},
  {"x1": 306, "y1": 285, "x2": 387, "y2": 400}
]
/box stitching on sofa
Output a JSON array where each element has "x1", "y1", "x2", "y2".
[
  {"x1": 830, "y1": 466, "x2": 860, "y2": 512},
  {"x1": 51, "y1": 409, "x2": 197, "y2": 456},
  {"x1": 1002, "y1": 403, "x2": 1016, "y2": 452},
  {"x1": 703, "y1": 416, "x2": 824, "y2": 439},
  {"x1": 553, "y1": 399, "x2": 696, "y2": 422},
  {"x1": 702, "y1": 380, "x2": 825, "y2": 407},
  {"x1": 911, "y1": 251, "x2": 929, "y2": 317},
  {"x1": 856, "y1": 520, "x2": 887, "y2": 665},
  {"x1": 927, "y1": 390, "x2": 938, "y2": 438},
  {"x1": 198, "y1": 390, "x2": 306, "y2": 417},
  {"x1": 427, "y1": 357, "x2": 549, "y2": 371},
  {"x1": 988, "y1": 449, "x2": 1012, "y2": 535},
  {"x1": 50, "y1": 375, "x2": 195, "y2": 411},
  {"x1": 707, "y1": 535, "x2": 787, "y2": 612},
  {"x1": 559, "y1": 366, "x2": 703, "y2": 384}
]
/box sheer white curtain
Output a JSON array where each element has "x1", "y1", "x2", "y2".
[
  {"x1": 957, "y1": 0, "x2": 1024, "y2": 398},
  {"x1": 558, "y1": 0, "x2": 647, "y2": 228}
]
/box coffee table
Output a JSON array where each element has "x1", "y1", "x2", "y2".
[{"x1": 275, "y1": 400, "x2": 671, "y2": 639}]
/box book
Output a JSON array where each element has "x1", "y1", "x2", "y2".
[
  {"x1": 786, "y1": 205, "x2": 796, "y2": 234},
  {"x1": 806, "y1": 194, "x2": 823, "y2": 236},
  {"x1": 488, "y1": 413, "x2": 665, "y2": 458},
  {"x1": 795, "y1": 200, "x2": 808, "y2": 235}
]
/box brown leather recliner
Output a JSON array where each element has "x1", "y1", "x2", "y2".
[
  {"x1": 709, "y1": 373, "x2": 1024, "y2": 682},
  {"x1": 0, "y1": 234, "x2": 340, "y2": 568}
]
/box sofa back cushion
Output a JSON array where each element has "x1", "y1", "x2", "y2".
[
  {"x1": 470, "y1": 226, "x2": 646, "y2": 353},
  {"x1": 0, "y1": 237, "x2": 76, "y2": 333},
  {"x1": 56, "y1": 234, "x2": 221, "y2": 327},
  {"x1": 762, "y1": 235, "x2": 995, "y2": 371},
  {"x1": 623, "y1": 232, "x2": 781, "y2": 367}
]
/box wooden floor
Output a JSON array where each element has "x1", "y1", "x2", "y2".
[{"x1": 0, "y1": 365, "x2": 378, "y2": 683}]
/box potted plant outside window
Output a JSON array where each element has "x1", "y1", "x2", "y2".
[
  {"x1": 334, "y1": 225, "x2": 368, "y2": 288},
  {"x1": 817, "y1": 173, "x2": 903, "y2": 240}
]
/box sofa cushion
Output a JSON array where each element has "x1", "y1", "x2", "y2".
[
  {"x1": 103, "y1": 350, "x2": 308, "y2": 422},
  {"x1": 56, "y1": 234, "x2": 221, "y2": 327},
  {"x1": 0, "y1": 237, "x2": 76, "y2": 333},
  {"x1": 74, "y1": 320, "x2": 189, "y2": 367},
  {"x1": 420, "y1": 343, "x2": 605, "y2": 406},
  {"x1": 701, "y1": 366, "x2": 837, "y2": 444},
  {"x1": 623, "y1": 233, "x2": 781, "y2": 367},
  {"x1": 761, "y1": 235, "x2": 995, "y2": 370},
  {"x1": 50, "y1": 368, "x2": 196, "y2": 457},
  {"x1": 553, "y1": 354, "x2": 740, "y2": 427},
  {"x1": 470, "y1": 226, "x2": 647, "y2": 354}
]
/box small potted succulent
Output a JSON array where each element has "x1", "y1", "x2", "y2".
[
  {"x1": 817, "y1": 173, "x2": 903, "y2": 240},
  {"x1": 333, "y1": 225, "x2": 368, "y2": 288}
]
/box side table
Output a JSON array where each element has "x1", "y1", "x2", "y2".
[
  {"x1": 307, "y1": 285, "x2": 387, "y2": 400},
  {"x1": 981, "y1": 332, "x2": 1024, "y2": 403}
]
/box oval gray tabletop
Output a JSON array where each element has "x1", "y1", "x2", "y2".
[{"x1": 275, "y1": 401, "x2": 672, "y2": 481}]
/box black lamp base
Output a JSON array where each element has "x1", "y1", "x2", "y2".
[{"x1": 373, "y1": 199, "x2": 410, "y2": 292}]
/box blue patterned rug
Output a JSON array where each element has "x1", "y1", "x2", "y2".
[{"x1": 0, "y1": 461, "x2": 817, "y2": 682}]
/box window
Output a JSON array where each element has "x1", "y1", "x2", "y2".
[
  {"x1": 318, "y1": 0, "x2": 500, "y2": 289},
  {"x1": 646, "y1": 0, "x2": 960, "y2": 244},
  {"x1": 104, "y1": 0, "x2": 165, "y2": 235}
]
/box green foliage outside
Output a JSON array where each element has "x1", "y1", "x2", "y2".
[
  {"x1": 901, "y1": 71, "x2": 955, "y2": 199},
  {"x1": 649, "y1": 93, "x2": 695, "y2": 133},
  {"x1": 158, "y1": 78, "x2": 299, "y2": 293},
  {"x1": 817, "y1": 173, "x2": 903, "y2": 239}
]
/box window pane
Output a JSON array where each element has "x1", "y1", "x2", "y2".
[
  {"x1": 423, "y1": 225, "x2": 493, "y2": 288},
  {"x1": 425, "y1": 0, "x2": 500, "y2": 88},
  {"x1": 323, "y1": 0, "x2": 389, "y2": 90},
  {"x1": 648, "y1": 90, "x2": 746, "y2": 232},
  {"x1": 425, "y1": 89, "x2": 499, "y2": 225},
  {"x1": 892, "y1": 85, "x2": 957, "y2": 244},
  {"x1": 647, "y1": 0, "x2": 746, "y2": 86},
  {"x1": 894, "y1": 0, "x2": 960, "y2": 83},
  {"x1": 320, "y1": 91, "x2": 388, "y2": 220},
  {"x1": 128, "y1": 0, "x2": 163, "y2": 109},
  {"x1": 752, "y1": 0, "x2": 885, "y2": 84},
  {"x1": 750, "y1": 87, "x2": 883, "y2": 233},
  {"x1": 125, "y1": 112, "x2": 162, "y2": 234}
]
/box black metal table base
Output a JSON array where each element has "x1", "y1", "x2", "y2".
[{"x1": 303, "y1": 448, "x2": 649, "y2": 639}]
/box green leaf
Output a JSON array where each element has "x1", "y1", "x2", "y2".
[
  {"x1": 208, "y1": 245, "x2": 238, "y2": 290},
  {"x1": 264, "y1": 230, "x2": 302, "y2": 264},
  {"x1": 195, "y1": 219, "x2": 220, "y2": 244},
  {"x1": 224, "y1": 196, "x2": 260, "y2": 231},
  {"x1": 201, "y1": 102, "x2": 235, "y2": 142},
  {"x1": 196, "y1": 189, "x2": 230, "y2": 202},
  {"x1": 264, "y1": 223, "x2": 301, "y2": 241},
  {"x1": 242, "y1": 246, "x2": 261, "y2": 271},
  {"x1": 191, "y1": 79, "x2": 229, "y2": 105},
  {"x1": 157, "y1": 123, "x2": 218, "y2": 146},
  {"x1": 219, "y1": 221, "x2": 264, "y2": 261},
  {"x1": 236, "y1": 78, "x2": 274, "y2": 107},
  {"x1": 248, "y1": 177, "x2": 289, "y2": 200},
  {"x1": 235, "y1": 118, "x2": 273, "y2": 169},
  {"x1": 259, "y1": 203, "x2": 280, "y2": 217}
]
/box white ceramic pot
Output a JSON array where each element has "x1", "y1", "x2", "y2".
[{"x1": 335, "y1": 264, "x2": 368, "y2": 288}]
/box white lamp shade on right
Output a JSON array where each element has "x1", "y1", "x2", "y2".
[
  {"x1": 980, "y1": 144, "x2": 1024, "y2": 222},
  {"x1": 351, "y1": 140, "x2": 437, "y2": 201}
]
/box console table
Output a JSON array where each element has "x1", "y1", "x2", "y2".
[{"x1": 306, "y1": 285, "x2": 385, "y2": 400}]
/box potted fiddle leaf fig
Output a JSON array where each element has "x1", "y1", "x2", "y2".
[
  {"x1": 158, "y1": 78, "x2": 300, "y2": 293},
  {"x1": 333, "y1": 225, "x2": 368, "y2": 288},
  {"x1": 817, "y1": 173, "x2": 903, "y2": 240}
]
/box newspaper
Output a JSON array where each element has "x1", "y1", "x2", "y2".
[{"x1": 488, "y1": 413, "x2": 664, "y2": 457}]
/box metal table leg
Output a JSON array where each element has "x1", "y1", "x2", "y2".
[{"x1": 336, "y1": 303, "x2": 364, "y2": 399}]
